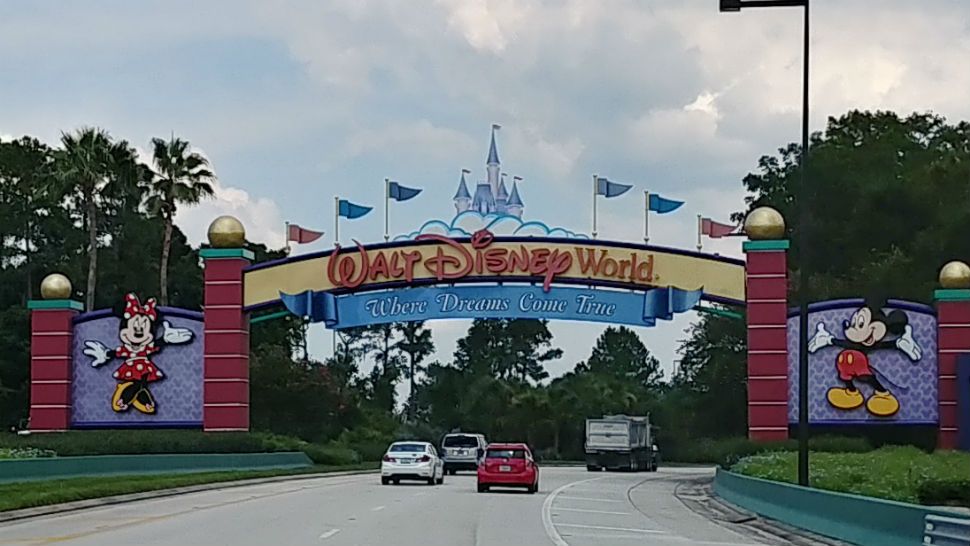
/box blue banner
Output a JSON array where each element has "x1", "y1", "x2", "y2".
[
  {"x1": 388, "y1": 181, "x2": 422, "y2": 202},
  {"x1": 338, "y1": 199, "x2": 372, "y2": 219},
  {"x1": 280, "y1": 285, "x2": 702, "y2": 330},
  {"x1": 595, "y1": 177, "x2": 633, "y2": 198},
  {"x1": 648, "y1": 193, "x2": 684, "y2": 214}
]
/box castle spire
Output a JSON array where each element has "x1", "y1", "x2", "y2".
[
  {"x1": 453, "y1": 168, "x2": 472, "y2": 213},
  {"x1": 487, "y1": 124, "x2": 501, "y2": 165},
  {"x1": 506, "y1": 177, "x2": 524, "y2": 218}
]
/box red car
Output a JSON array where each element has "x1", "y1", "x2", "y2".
[{"x1": 477, "y1": 443, "x2": 539, "y2": 494}]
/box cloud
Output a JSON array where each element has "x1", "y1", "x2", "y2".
[
  {"x1": 394, "y1": 210, "x2": 589, "y2": 241},
  {"x1": 175, "y1": 179, "x2": 284, "y2": 248}
]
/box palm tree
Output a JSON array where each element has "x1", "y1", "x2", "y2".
[
  {"x1": 56, "y1": 128, "x2": 137, "y2": 310},
  {"x1": 393, "y1": 321, "x2": 434, "y2": 421},
  {"x1": 146, "y1": 136, "x2": 214, "y2": 305}
]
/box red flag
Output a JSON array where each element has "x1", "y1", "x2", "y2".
[
  {"x1": 287, "y1": 224, "x2": 324, "y2": 244},
  {"x1": 701, "y1": 218, "x2": 737, "y2": 238}
]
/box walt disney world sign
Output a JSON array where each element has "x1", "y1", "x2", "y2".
[{"x1": 243, "y1": 230, "x2": 746, "y2": 328}]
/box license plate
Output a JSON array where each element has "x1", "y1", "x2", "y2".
[
  {"x1": 499, "y1": 465, "x2": 511, "y2": 472},
  {"x1": 401, "y1": 459, "x2": 413, "y2": 464}
]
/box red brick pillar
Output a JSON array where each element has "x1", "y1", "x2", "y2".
[
  {"x1": 27, "y1": 298, "x2": 83, "y2": 431},
  {"x1": 201, "y1": 248, "x2": 253, "y2": 431},
  {"x1": 934, "y1": 288, "x2": 970, "y2": 449},
  {"x1": 743, "y1": 239, "x2": 790, "y2": 441}
]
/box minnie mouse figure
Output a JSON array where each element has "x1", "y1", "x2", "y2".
[{"x1": 83, "y1": 293, "x2": 194, "y2": 414}]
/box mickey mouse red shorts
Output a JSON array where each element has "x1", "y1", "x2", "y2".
[{"x1": 836, "y1": 349, "x2": 872, "y2": 381}]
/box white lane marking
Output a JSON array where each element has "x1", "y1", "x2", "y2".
[
  {"x1": 371, "y1": 505, "x2": 386, "y2": 512},
  {"x1": 318, "y1": 529, "x2": 340, "y2": 540},
  {"x1": 556, "y1": 495, "x2": 625, "y2": 503},
  {"x1": 553, "y1": 507, "x2": 632, "y2": 516},
  {"x1": 556, "y1": 523, "x2": 665, "y2": 534},
  {"x1": 542, "y1": 476, "x2": 607, "y2": 546}
]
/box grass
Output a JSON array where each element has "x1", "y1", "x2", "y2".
[
  {"x1": 0, "y1": 463, "x2": 377, "y2": 513},
  {"x1": 732, "y1": 446, "x2": 970, "y2": 506}
]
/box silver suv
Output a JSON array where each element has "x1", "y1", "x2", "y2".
[{"x1": 440, "y1": 432, "x2": 487, "y2": 474}]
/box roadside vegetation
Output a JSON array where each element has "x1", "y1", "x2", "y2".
[
  {"x1": 732, "y1": 447, "x2": 970, "y2": 507},
  {"x1": 0, "y1": 463, "x2": 376, "y2": 513}
]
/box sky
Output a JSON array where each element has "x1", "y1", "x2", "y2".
[{"x1": 2, "y1": 0, "x2": 970, "y2": 386}]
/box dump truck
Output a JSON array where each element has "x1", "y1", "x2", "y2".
[{"x1": 584, "y1": 414, "x2": 658, "y2": 472}]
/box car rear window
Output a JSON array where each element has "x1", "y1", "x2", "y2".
[
  {"x1": 389, "y1": 443, "x2": 425, "y2": 452},
  {"x1": 486, "y1": 449, "x2": 526, "y2": 459},
  {"x1": 443, "y1": 435, "x2": 479, "y2": 447}
]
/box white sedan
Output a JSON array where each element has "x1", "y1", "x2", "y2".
[{"x1": 380, "y1": 441, "x2": 445, "y2": 485}]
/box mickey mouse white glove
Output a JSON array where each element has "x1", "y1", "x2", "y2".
[
  {"x1": 83, "y1": 340, "x2": 110, "y2": 367},
  {"x1": 162, "y1": 321, "x2": 194, "y2": 344},
  {"x1": 896, "y1": 324, "x2": 922, "y2": 361},
  {"x1": 807, "y1": 322, "x2": 833, "y2": 353}
]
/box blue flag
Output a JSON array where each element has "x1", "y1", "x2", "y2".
[
  {"x1": 595, "y1": 177, "x2": 633, "y2": 198},
  {"x1": 648, "y1": 193, "x2": 684, "y2": 214},
  {"x1": 388, "y1": 181, "x2": 422, "y2": 202},
  {"x1": 338, "y1": 199, "x2": 372, "y2": 219}
]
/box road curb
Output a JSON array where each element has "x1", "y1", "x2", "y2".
[{"x1": 0, "y1": 468, "x2": 377, "y2": 525}]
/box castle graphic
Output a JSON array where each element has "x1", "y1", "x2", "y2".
[{"x1": 453, "y1": 125, "x2": 524, "y2": 218}]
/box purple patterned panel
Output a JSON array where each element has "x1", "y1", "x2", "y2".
[
  {"x1": 787, "y1": 300, "x2": 938, "y2": 425},
  {"x1": 71, "y1": 308, "x2": 204, "y2": 427}
]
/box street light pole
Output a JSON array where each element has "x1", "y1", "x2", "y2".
[{"x1": 719, "y1": 0, "x2": 811, "y2": 487}]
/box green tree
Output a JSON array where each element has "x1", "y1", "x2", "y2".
[
  {"x1": 393, "y1": 321, "x2": 434, "y2": 421},
  {"x1": 671, "y1": 312, "x2": 747, "y2": 438},
  {"x1": 577, "y1": 326, "x2": 663, "y2": 388},
  {"x1": 0, "y1": 137, "x2": 58, "y2": 300},
  {"x1": 454, "y1": 319, "x2": 561, "y2": 384},
  {"x1": 146, "y1": 137, "x2": 214, "y2": 305},
  {"x1": 55, "y1": 128, "x2": 143, "y2": 309}
]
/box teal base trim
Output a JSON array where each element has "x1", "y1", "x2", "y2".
[
  {"x1": 934, "y1": 289, "x2": 970, "y2": 302},
  {"x1": 27, "y1": 299, "x2": 84, "y2": 311},
  {"x1": 714, "y1": 469, "x2": 970, "y2": 546},
  {"x1": 742, "y1": 240, "x2": 791, "y2": 252},
  {"x1": 200, "y1": 248, "x2": 255, "y2": 260},
  {"x1": 251, "y1": 310, "x2": 291, "y2": 324},
  {"x1": 0, "y1": 452, "x2": 312, "y2": 483}
]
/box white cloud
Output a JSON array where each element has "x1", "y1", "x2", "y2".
[{"x1": 175, "y1": 179, "x2": 284, "y2": 248}]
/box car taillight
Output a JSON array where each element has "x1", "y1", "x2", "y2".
[
  {"x1": 418, "y1": 455, "x2": 431, "y2": 462},
  {"x1": 383, "y1": 455, "x2": 394, "y2": 462}
]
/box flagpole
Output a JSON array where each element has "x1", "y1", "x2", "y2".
[
  {"x1": 697, "y1": 214, "x2": 703, "y2": 252},
  {"x1": 592, "y1": 174, "x2": 598, "y2": 239},
  {"x1": 284, "y1": 221, "x2": 291, "y2": 255},
  {"x1": 384, "y1": 178, "x2": 390, "y2": 243},
  {"x1": 334, "y1": 196, "x2": 340, "y2": 246},
  {"x1": 643, "y1": 191, "x2": 650, "y2": 244}
]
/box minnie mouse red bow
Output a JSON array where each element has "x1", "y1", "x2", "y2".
[{"x1": 124, "y1": 293, "x2": 157, "y2": 320}]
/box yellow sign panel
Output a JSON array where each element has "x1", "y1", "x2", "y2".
[{"x1": 243, "y1": 233, "x2": 745, "y2": 308}]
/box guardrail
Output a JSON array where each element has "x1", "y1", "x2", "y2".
[
  {"x1": 925, "y1": 514, "x2": 970, "y2": 545},
  {"x1": 714, "y1": 468, "x2": 970, "y2": 546},
  {"x1": 0, "y1": 452, "x2": 313, "y2": 483}
]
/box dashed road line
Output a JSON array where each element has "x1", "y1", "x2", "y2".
[{"x1": 318, "y1": 529, "x2": 340, "y2": 540}]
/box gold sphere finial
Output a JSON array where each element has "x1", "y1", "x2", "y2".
[
  {"x1": 40, "y1": 273, "x2": 72, "y2": 300},
  {"x1": 744, "y1": 206, "x2": 786, "y2": 240},
  {"x1": 207, "y1": 215, "x2": 246, "y2": 248},
  {"x1": 939, "y1": 260, "x2": 970, "y2": 289}
]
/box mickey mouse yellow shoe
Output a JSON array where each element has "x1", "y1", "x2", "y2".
[
  {"x1": 866, "y1": 391, "x2": 900, "y2": 417},
  {"x1": 826, "y1": 387, "x2": 864, "y2": 410}
]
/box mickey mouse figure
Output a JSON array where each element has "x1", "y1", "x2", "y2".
[
  {"x1": 83, "y1": 293, "x2": 194, "y2": 414},
  {"x1": 808, "y1": 299, "x2": 922, "y2": 417}
]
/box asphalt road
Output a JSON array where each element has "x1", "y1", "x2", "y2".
[{"x1": 0, "y1": 467, "x2": 825, "y2": 546}]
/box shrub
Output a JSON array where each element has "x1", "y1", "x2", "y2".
[
  {"x1": 0, "y1": 447, "x2": 56, "y2": 459},
  {"x1": 663, "y1": 435, "x2": 872, "y2": 467},
  {"x1": 917, "y1": 478, "x2": 970, "y2": 507},
  {"x1": 302, "y1": 443, "x2": 360, "y2": 466},
  {"x1": 0, "y1": 430, "x2": 363, "y2": 464}
]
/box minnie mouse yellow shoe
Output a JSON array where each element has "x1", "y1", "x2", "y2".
[
  {"x1": 827, "y1": 387, "x2": 864, "y2": 410},
  {"x1": 866, "y1": 391, "x2": 900, "y2": 417}
]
